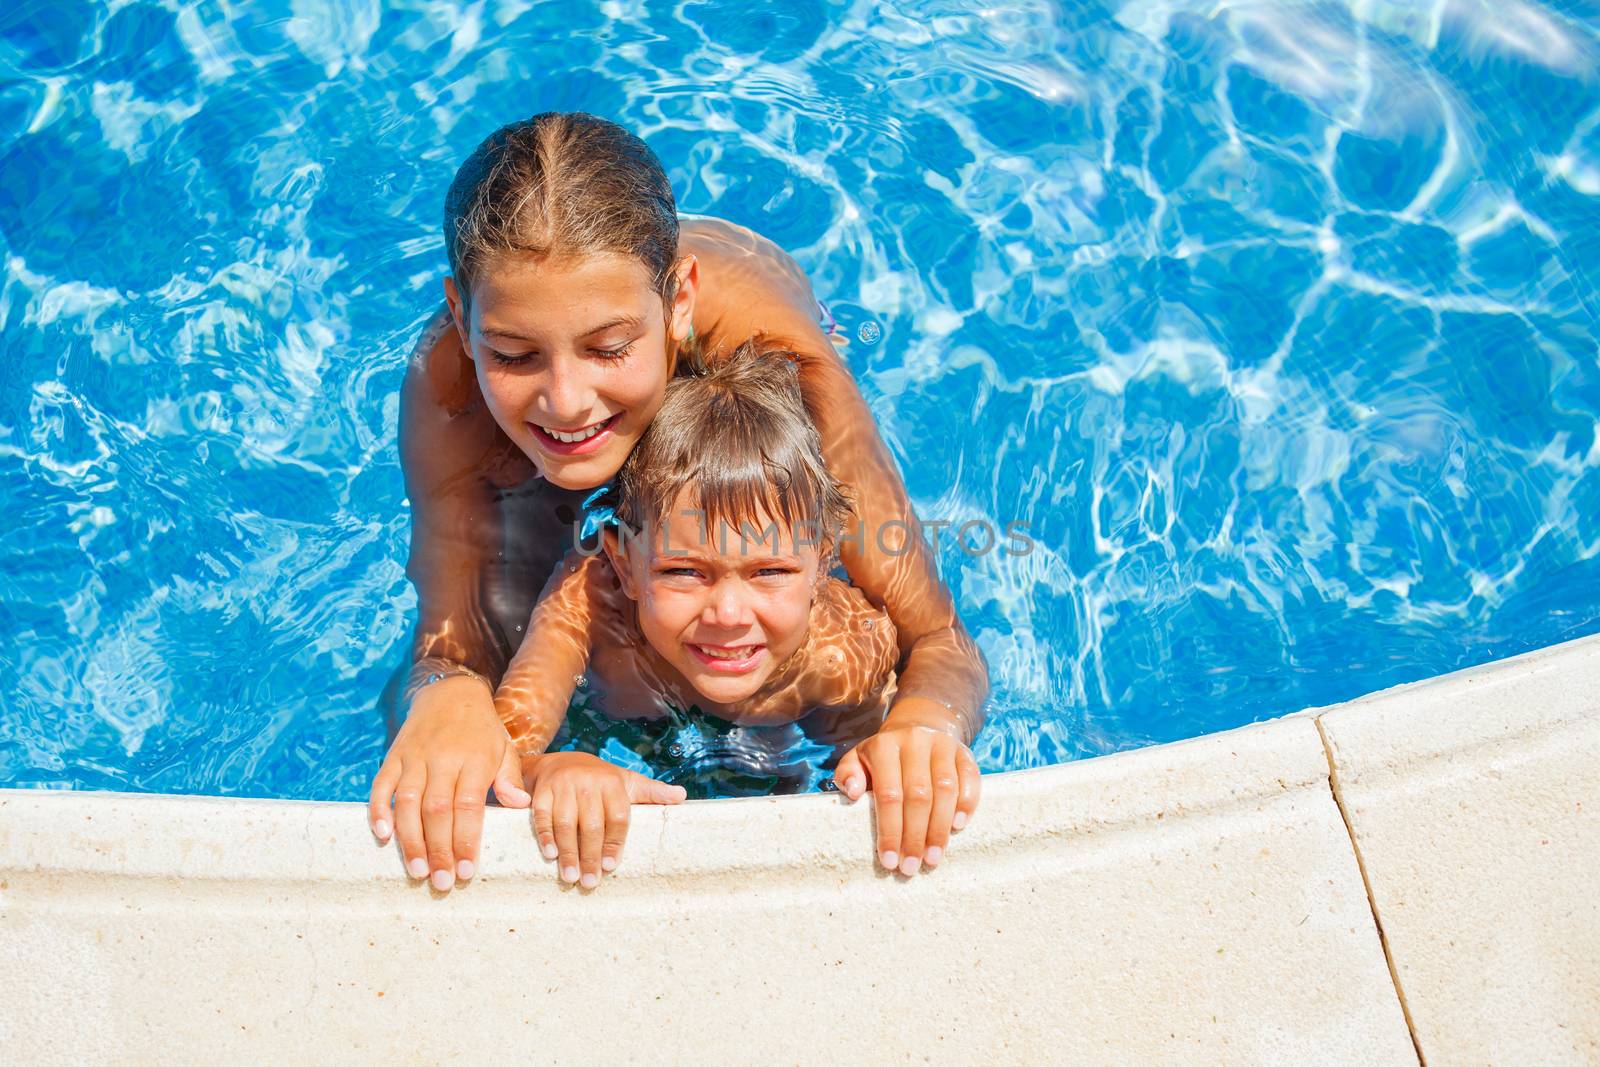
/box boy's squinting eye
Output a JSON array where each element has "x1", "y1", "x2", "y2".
[{"x1": 657, "y1": 566, "x2": 701, "y2": 578}]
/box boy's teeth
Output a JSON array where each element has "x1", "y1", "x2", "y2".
[
  {"x1": 542, "y1": 420, "x2": 606, "y2": 443},
  {"x1": 698, "y1": 645, "x2": 755, "y2": 659}
]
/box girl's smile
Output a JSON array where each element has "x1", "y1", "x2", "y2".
[{"x1": 528, "y1": 412, "x2": 622, "y2": 455}]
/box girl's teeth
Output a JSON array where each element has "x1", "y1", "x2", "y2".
[{"x1": 543, "y1": 420, "x2": 606, "y2": 443}]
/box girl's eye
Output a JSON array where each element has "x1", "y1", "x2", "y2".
[
  {"x1": 593, "y1": 341, "x2": 637, "y2": 361},
  {"x1": 488, "y1": 350, "x2": 529, "y2": 366}
]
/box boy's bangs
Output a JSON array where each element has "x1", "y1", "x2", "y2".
[{"x1": 685, "y1": 458, "x2": 825, "y2": 550}]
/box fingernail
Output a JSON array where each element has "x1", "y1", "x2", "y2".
[
  {"x1": 953, "y1": 811, "x2": 969, "y2": 830},
  {"x1": 456, "y1": 859, "x2": 475, "y2": 880},
  {"x1": 580, "y1": 872, "x2": 598, "y2": 888},
  {"x1": 601, "y1": 856, "x2": 617, "y2": 871},
  {"x1": 562, "y1": 865, "x2": 579, "y2": 883},
  {"x1": 926, "y1": 846, "x2": 943, "y2": 866},
  {"x1": 846, "y1": 777, "x2": 863, "y2": 795},
  {"x1": 430, "y1": 868, "x2": 454, "y2": 891},
  {"x1": 407, "y1": 857, "x2": 428, "y2": 879},
  {"x1": 542, "y1": 842, "x2": 558, "y2": 860},
  {"x1": 372, "y1": 819, "x2": 389, "y2": 840},
  {"x1": 899, "y1": 855, "x2": 920, "y2": 876},
  {"x1": 880, "y1": 850, "x2": 898, "y2": 870}
]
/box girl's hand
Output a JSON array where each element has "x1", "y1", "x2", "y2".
[
  {"x1": 523, "y1": 752, "x2": 688, "y2": 888},
  {"x1": 832, "y1": 725, "x2": 981, "y2": 875},
  {"x1": 368, "y1": 675, "x2": 531, "y2": 891}
]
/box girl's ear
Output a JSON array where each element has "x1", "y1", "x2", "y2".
[
  {"x1": 669, "y1": 254, "x2": 699, "y2": 346},
  {"x1": 443, "y1": 276, "x2": 472, "y2": 355},
  {"x1": 602, "y1": 528, "x2": 639, "y2": 600}
]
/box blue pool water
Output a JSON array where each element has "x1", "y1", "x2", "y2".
[{"x1": 2, "y1": 1, "x2": 1598, "y2": 800}]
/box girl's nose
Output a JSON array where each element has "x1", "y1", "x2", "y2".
[{"x1": 534, "y1": 353, "x2": 592, "y2": 423}]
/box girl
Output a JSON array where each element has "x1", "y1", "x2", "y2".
[{"x1": 368, "y1": 112, "x2": 987, "y2": 890}]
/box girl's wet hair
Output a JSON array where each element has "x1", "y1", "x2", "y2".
[
  {"x1": 444, "y1": 112, "x2": 681, "y2": 319},
  {"x1": 615, "y1": 339, "x2": 853, "y2": 560}
]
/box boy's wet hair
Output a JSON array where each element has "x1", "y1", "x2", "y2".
[
  {"x1": 615, "y1": 339, "x2": 852, "y2": 559},
  {"x1": 444, "y1": 112, "x2": 683, "y2": 322}
]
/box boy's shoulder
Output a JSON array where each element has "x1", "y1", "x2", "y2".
[{"x1": 806, "y1": 577, "x2": 898, "y2": 687}]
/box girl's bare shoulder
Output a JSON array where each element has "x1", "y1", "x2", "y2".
[
  {"x1": 679, "y1": 216, "x2": 826, "y2": 356},
  {"x1": 401, "y1": 304, "x2": 533, "y2": 492}
]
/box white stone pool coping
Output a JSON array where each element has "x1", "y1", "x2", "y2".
[{"x1": 2, "y1": 634, "x2": 1596, "y2": 1064}]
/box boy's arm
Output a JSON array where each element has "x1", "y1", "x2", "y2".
[
  {"x1": 757, "y1": 316, "x2": 990, "y2": 744},
  {"x1": 494, "y1": 550, "x2": 608, "y2": 756}
]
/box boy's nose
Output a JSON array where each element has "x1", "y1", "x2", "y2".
[{"x1": 705, "y1": 583, "x2": 750, "y2": 628}]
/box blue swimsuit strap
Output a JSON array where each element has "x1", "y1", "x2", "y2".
[{"x1": 577, "y1": 482, "x2": 620, "y2": 542}]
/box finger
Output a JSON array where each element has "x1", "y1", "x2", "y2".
[
  {"x1": 871, "y1": 748, "x2": 904, "y2": 872},
  {"x1": 554, "y1": 782, "x2": 581, "y2": 885},
  {"x1": 954, "y1": 747, "x2": 982, "y2": 831},
  {"x1": 393, "y1": 763, "x2": 430, "y2": 882},
  {"x1": 368, "y1": 758, "x2": 402, "y2": 842},
  {"x1": 450, "y1": 761, "x2": 492, "y2": 882},
  {"x1": 577, "y1": 783, "x2": 605, "y2": 889},
  {"x1": 833, "y1": 749, "x2": 866, "y2": 801},
  {"x1": 624, "y1": 769, "x2": 687, "y2": 805},
  {"x1": 532, "y1": 788, "x2": 558, "y2": 862},
  {"x1": 600, "y1": 782, "x2": 631, "y2": 875},
  {"x1": 421, "y1": 765, "x2": 458, "y2": 891},
  {"x1": 896, "y1": 735, "x2": 935, "y2": 875},
  {"x1": 493, "y1": 748, "x2": 531, "y2": 808},
  {"x1": 923, "y1": 743, "x2": 961, "y2": 868}
]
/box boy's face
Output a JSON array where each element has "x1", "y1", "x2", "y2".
[
  {"x1": 444, "y1": 251, "x2": 697, "y2": 490},
  {"x1": 605, "y1": 493, "x2": 824, "y2": 706}
]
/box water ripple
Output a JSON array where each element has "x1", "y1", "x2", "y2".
[{"x1": 1, "y1": 0, "x2": 1597, "y2": 798}]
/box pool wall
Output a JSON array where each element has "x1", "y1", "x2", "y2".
[{"x1": 2, "y1": 634, "x2": 1596, "y2": 1064}]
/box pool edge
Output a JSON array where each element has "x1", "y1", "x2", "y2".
[{"x1": 3, "y1": 633, "x2": 1596, "y2": 1063}]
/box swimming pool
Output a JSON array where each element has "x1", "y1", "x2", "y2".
[{"x1": 2, "y1": 0, "x2": 1597, "y2": 801}]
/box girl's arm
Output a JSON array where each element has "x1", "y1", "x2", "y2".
[
  {"x1": 756, "y1": 313, "x2": 990, "y2": 744},
  {"x1": 400, "y1": 307, "x2": 513, "y2": 688},
  {"x1": 494, "y1": 550, "x2": 609, "y2": 756},
  {"x1": 368, "y1": 311, "x2": 530, "y2": 892}
]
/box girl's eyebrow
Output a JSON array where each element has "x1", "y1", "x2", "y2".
[{"x1": 481, "y1": 315, "x2": 644, "y2": 343}]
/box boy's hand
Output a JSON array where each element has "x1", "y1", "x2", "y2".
[
  {"x1": 832, "y1": 725, "x2": 981, "y2": 875},
  {"x1": 523, "y1": 752, "x2": 688, "y2": 889},
  {"x1": 368, "y1": 675, "x2": 530, "y2": 892}
]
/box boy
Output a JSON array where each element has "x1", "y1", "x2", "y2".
[{"x1": 494, "y1": 339, "x2": 916, "y2": 886}]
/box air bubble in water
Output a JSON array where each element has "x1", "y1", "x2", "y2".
[{"x1": 857, "y1": 320, "x2": 881, "y2": 344}]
